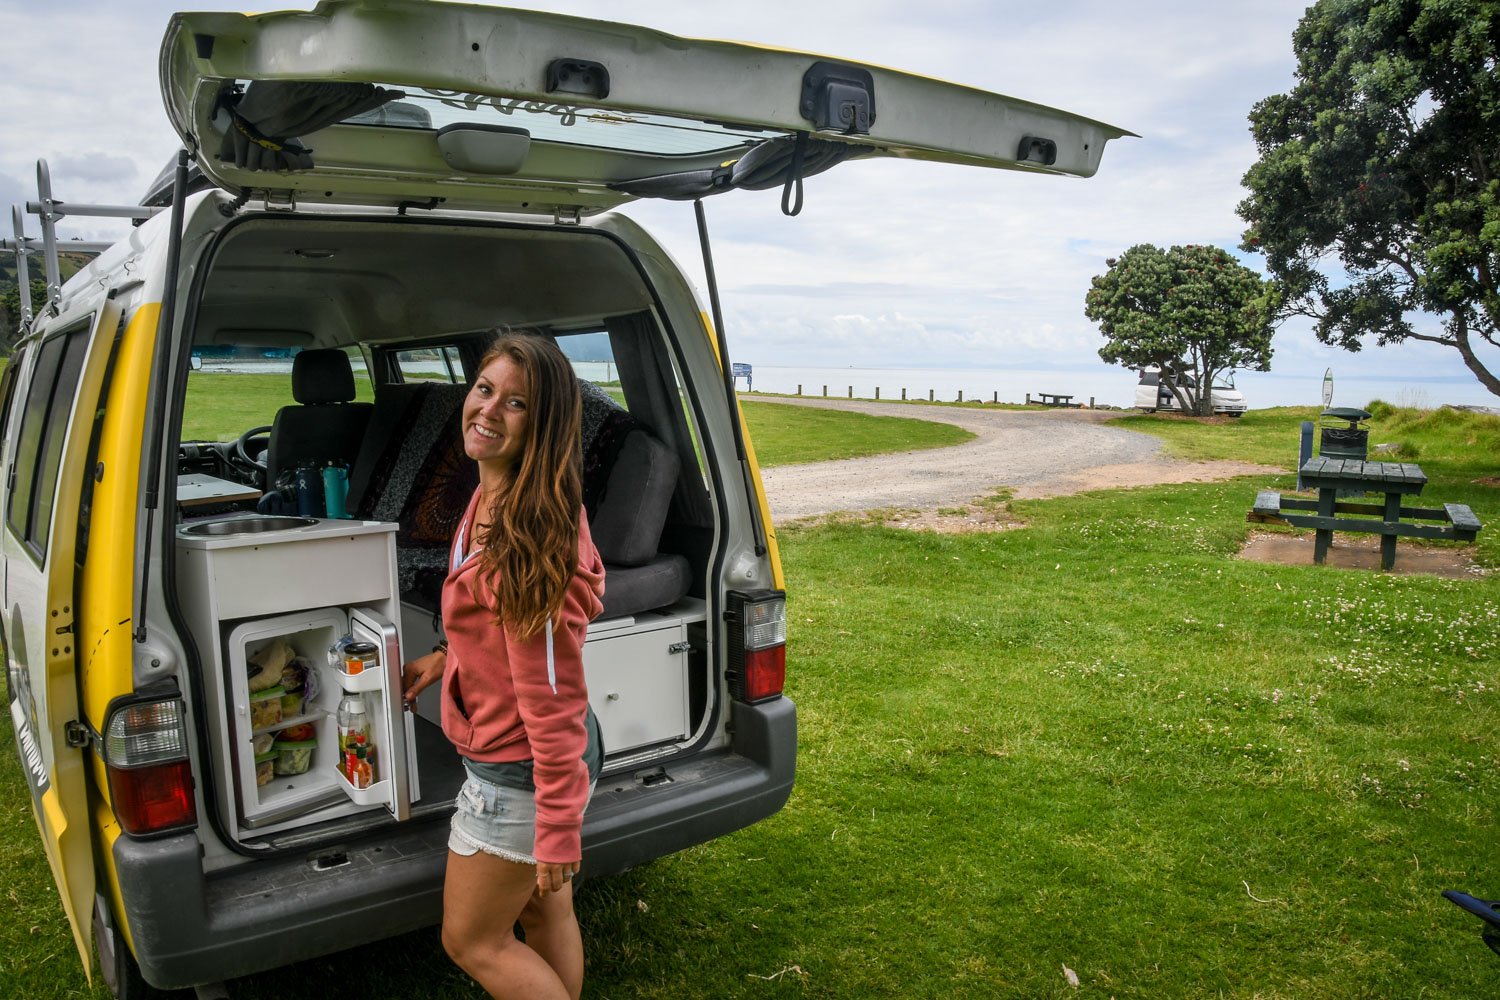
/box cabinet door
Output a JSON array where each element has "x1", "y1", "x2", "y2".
[{"x1": 584, "y1": 624, "x2": 690, "y2": 755}]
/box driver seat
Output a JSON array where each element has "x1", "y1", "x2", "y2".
[{"x1": 264, "y1": 349, "x2": 373, "y2": 489}]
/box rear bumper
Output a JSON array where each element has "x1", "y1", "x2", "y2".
[{"x1": 117, "y1": 696, "x2": 795, "y2": 988}]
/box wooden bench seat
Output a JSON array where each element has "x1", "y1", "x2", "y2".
[{"x1": 1444, "y1": 503, "x2": 1482, "y2": 538}]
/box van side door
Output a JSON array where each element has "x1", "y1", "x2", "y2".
[{"x1": 3, "y1": 295, "x2": 124, "y2": 968}]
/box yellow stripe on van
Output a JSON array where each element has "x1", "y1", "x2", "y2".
[
  {"x1": 701, "y1": 312, "x2": 783, "y2": 590},
  {"x1": 78, "y1": 302, "x2": 159, "y2": 954}
]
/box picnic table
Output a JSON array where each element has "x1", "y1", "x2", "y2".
[
  {"x1": 1034, "y1": 392, "x2": 1074, "y2": 408},
  {"x1": 1249, "y1": 456, "x2": 1482, "y2": 570}
]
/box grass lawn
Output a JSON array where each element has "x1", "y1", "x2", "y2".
[{"x1": 2, "y1": 399, "x2": 1496, "y2": 997}]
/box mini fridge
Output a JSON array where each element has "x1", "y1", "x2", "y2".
[{"x1": 226, "y1": 605, "x2": 419, "y2": 831}]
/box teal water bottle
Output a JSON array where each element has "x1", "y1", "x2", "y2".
[{"x1": 322, "y1": 463, "x2": 349, "y2": 519}]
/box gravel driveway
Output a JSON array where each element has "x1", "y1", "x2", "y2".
[{"x1": 754, "y1": 397, "x2": 1278, "y2": 524}]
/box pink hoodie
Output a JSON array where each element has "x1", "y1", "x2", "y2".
[{"x1": 440, "y1": 488, "x2": 606, "y2": 863}]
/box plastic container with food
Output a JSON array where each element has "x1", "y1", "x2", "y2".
[
  {"x1": 251, "y1": 732, "x2": 276, "y2": 756},
  {"x1": 249, "y1": 685, "x2": 286, "y2": 729},
  {"x1": 254, "y1": 750, "x2": 278, "y2": 787},
  {"x1": 280, "y1": 689, "x2": 305, "y2": 718},
  {"x1": 273, "y1": 738, "x2": 318, "y2": 776}
]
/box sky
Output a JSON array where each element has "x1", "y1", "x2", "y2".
[{"x1": 1, "y1": 0, "x2": 1496, "y2": 409}]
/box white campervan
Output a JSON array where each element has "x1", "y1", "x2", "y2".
[
  {"x1": 2, "y1": 2, "x2": 1128, "y2": 994},
  {"x1": 1135, "y1": 368, "x2": 1248, "y2": 416}
]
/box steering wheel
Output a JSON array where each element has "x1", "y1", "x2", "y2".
[{"x1": 233, "y1": 425, "x2": 273, "y2": 483}]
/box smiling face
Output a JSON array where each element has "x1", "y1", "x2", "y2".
[{"x1": 463, "y1": 354, "x2": 531, "y2": 480}]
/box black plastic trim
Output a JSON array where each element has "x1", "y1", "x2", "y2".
[{"x1": 545, "y1": 58, "x2": 610, "y2": 100}]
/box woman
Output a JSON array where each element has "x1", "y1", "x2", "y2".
[{"x1": 402, "y1": 333, "x2": 606, "y2": 1000}]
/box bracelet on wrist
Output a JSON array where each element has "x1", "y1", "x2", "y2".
[{"x1": 432, "y1": 639, "x2": 449, "y2": 655}]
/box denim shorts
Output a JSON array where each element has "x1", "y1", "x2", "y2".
[{"x1": 448, "y1": 766, "x2": 595, "y2": 864}]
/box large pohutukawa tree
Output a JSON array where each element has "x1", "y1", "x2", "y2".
[
  {"x1": 1084, "y1": 243, "x2": 1276, "y2": 416},
  {"x1": 1239, "y1": 0, "x2": 1500, "y2": 398}
]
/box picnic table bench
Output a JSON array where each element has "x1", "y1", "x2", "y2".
[
  {"x1": 1248, "y1": 457, "x2": 1482, "y2": 570},
  {"x1": 1033, "y1": 392, "x2": 1074, "y2": 408}
]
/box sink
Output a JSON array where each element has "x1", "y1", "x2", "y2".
[{"x1": 180, "y1": 515, "x2": 318, "y2": 537}]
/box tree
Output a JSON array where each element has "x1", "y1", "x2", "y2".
[
  {"x1": 1084, "y1": 243, "x2": 1276, "y2": 415},
  {"x1": 1239, "y1": 0, "x2": 1500, "y2": 398}
]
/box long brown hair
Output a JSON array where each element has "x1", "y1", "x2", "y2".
[{"x1": 471, "y1": 332, "x2": 582, "y2": 640}]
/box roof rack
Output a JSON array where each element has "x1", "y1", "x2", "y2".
[{"x1": 2, "y1": 159, "x2": 165, "y2": 331}]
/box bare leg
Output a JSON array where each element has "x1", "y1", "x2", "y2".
[
  {"x1": 520, "y1": 883, "x2": 584, "y2": 1000},
  {"x1": 442, "y1": 850, "x2": 569, "y2": 1000}
]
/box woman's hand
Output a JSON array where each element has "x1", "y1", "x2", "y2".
[
  {"x1": 401, "y1": 650, "x2": 446, "y2": 707},
  {"x1": 536, "y1": 860, "x2": 580, "y2": 897}
]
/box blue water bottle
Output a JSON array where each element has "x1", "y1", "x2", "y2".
[
  {"x1": 294, "y1": 463, "x2": 324, "y2": 517},
  {"x1": 322, "y1": 463, "x2": 349, "y2": 519}
]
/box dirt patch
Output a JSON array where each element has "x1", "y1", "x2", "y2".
[
  {"x1": 1237, "y1": 531, "x2": 1488, "y2": 579},
  {"x1": 1474, "y1": 476, "x2": 1500, "y2": 488},
  {"x1": 1013, "y1": 460, "x2": 1281, "y2": 499},
  {"x1": 786, "y1": 501, "x2": 1025, "y2": 535}
]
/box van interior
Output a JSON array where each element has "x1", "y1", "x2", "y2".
[{"x1": 172, "y1": 214, "x2": 717, "y2": 852}]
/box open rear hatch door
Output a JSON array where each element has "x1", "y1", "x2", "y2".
[{"x1": 160, "y1": 0, "x2": 1133, "y2": 216}]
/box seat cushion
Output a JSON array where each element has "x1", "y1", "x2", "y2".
[
  {"x1": 589, "y1": 430, "x2": 680, "y2": 568},
  {"x1": 598, "y1": 554, "x2": 692, "y2": 620},
  {"x1": 353, "y1": 383, "x2": 477, "y2": 593},
  {"x1": 265, "y1": 402, "x2": 372, "y2": 486}
]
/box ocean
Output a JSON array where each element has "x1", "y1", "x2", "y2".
[{"x1": 727, "y1": 364, "x2": 1498, "y2": 411}]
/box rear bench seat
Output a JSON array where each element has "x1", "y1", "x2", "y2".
[{"x1": 347, "y1": 379, "x2": 690, "y2": 620}]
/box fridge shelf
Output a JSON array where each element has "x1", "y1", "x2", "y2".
[
  {"x1": 335, "y1": 767, "x2": 391, "y2": 807},
  {"x1": 251, "y1": 709, "x2": 325, "y2": 737},
  {"x1": 334, "y1": 666, "x2": 386, "y2": 694}
]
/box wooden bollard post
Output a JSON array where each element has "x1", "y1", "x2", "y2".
[
  {"x1": 1025, "y1": 393, "x2": 1031, "y2": 405},
  {"x1": 1089, "y1": 396, "x2": 1095, "y2": 408},
  {"x1": 875, "y1": 387, "x2": 880, "y2": 400},
  {"x1": 822, "y1": 385, "x2": 827, "y2": 397},
  {"x1": 797, "y1": 384, "x2": 802, "y2": 396},
  {"x1": 847, "y1": 385, "x2": 853, "y2": 398},
  {"x1": 957, "y1": 390, "x2": 964, "y2": 402},
  {"x1": 902, "y1": 388, "x2": 907, "y2": 401},
  {"x1": 992, "y1": 391, "x2": 998, "y2": 404},
  {"x1": 928, "y1": 389, "x2": 934, "y2": 402}
]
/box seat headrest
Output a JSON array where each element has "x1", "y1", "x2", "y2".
[{"x1": 292, "y1": 349, "x2": 357, "y2": 405}]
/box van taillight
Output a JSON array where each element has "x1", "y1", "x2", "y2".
[
  {"x1": 726, "y1": 590, "x2": 786, "y2": 703},
  {"x1": 102, "y1": 697, "x2": 197, "y2": 837}
]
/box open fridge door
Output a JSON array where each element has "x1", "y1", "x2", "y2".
[{"x1": 349, "y1": 607, "x2": 418, "y2": 819}]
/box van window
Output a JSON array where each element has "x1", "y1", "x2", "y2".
[
  {"x1": 557, "y1": 331, "x2": 627, "y2": 410},
  {"x1": 0, "y1": 347, "x2": 26, "y2": 453},
  {"x1": 6, "y1": 323, "x2": 90, "y2": 558},
  {"x1": 393, "y1": 346, "x2": 462, "y2": 384}
]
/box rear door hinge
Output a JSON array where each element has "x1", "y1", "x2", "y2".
[
  {"x1": 553, "y1": 207, "x2": 582, "y2": 226},
  {"x1": 263, "y1": 190, "x2": 297, "y2": 213}
]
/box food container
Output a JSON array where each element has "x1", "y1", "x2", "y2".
[
  {"x1": 273, "y1": 738, "x2": 317, "y2": 776},
  {"x1": 280, "y1": 689, "x2": 305, "y2": 717},
  {"x1": 251, "y1": 732, "x2": 276, "y2": 756},
  {"x1": 254, "y1": 750, "x2": 277, "y2": 787},
  {"x1": 342, "y1": 641, "x2": 379, "y2": 676},
  {"x1": 249, "y1": 685, "x2": 286, "y2": 729}
]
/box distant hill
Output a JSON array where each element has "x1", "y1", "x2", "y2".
[{"x1": 1, "y1": 250, "x2": 97, "y2": 351}]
